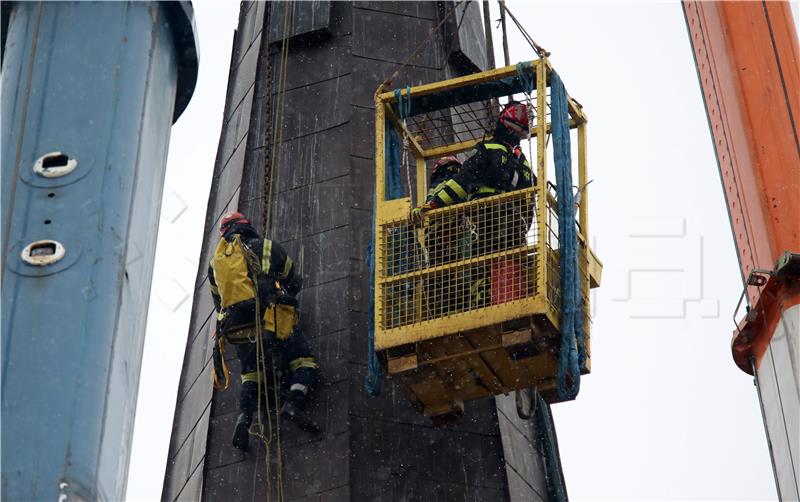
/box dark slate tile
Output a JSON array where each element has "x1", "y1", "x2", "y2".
[
  {"x1": 250, "y1": 1, "x2": 268, "y2": 45},
  {"x1": 169, "y1": 376, "x2": 212, "y2": 477},
  {"x1": 346, "y1": 263, "x2": 370, "y2": 317},
  {"x1": 350, "y1": 55, "x2": 442, "y2": 108},
  {"x1": 206, "y1": 409, "x2": 247, "y2": 470},
  {"x1": 203, "y1": 456, "x2": 261, "y2": 502},
  {"x1": 309, "y1": 328, "x2": 350, "y2": 383},
  {"x1": 275, "y1": 184, "x2": 307, "y2": 242},
  {"x1": 287, "y1": 492, "x2": 321, "y2": 502},
  {"x1": 305, "y1": 175, "x2": 350, "y2": 235},
  {"x1": 345, "y1": 312, "x2": 369, "y2": 365},
  {"x1": 350, "y1": 106, "x2": 375, "y2": 159},
  {"x1": 495, "y1": 393, "x2": 535, "y2": 444},
  {"x1": 232, "y1": 2, "x2": 263, "y2": 68},
  {"x1": 283, "y1": 379, "x2": 350, "y2": 449},
  {"x1": 212, "y1": 183, "x2": 243, "y2": 228},
  {"x1": 267, "y1": 124, "x2": 351, "y2": 193},
  {"x1": 357, "y1": 1, "x2": 439, "y2": 20},
  {"x1": 319, "y1": 485, "x2": 350, "y2": 502},
  {"x1": 210, "y1": 355, "x2": 242, "y2": 418},
  {"x1": 187, "y1": 283, "x2": 214, "y2": 340},
  {"x1": 275, "y1": 175, "x2": 351, "y2": 242},
  {"x1": 348, "y1": 157, "x2": 375, "y2": 211},
  {"x1": 229, "y1": 11, "x2": 248, "y2": 74},
  {"x1": 295, "y1": 278, "x2": 351, "y2": 337},
  {"x1": 349, "y1": 206, "x2": 372, "y2": 257},
  {"x1": 173, "y1": 458, "x2": 204, "y2": 502},
  {"x1": 268, "y1": 1, "x2": 332, "y2": 43},
  {"x1": 191, "y1": 403, "x2": 211, "y2": 465},
  {"x1": 448, "y1": 1, "x2": 487, "y2": 73},
  {"x1": 163, "y1": 428, "x2": 193, "y2": 500},
  {"x1": 349, "y1": 415, "x2": 507, "y2": 501},
  {"x1": 506, "y1": 465, "x2": 547, "y2": 502},
  {"x1": 281, "y1": 35, "x2": 351, "y2": 92},
  {"x1": 231, "y1": 36, "x2": 262, "y2": 111},
  {"x1": 352, "y1": 8, "x2": 444, "y2": 69},
  {"x1": 219, "y1": 98, "x2": 251, "y2": 173},
  {"x1": 214, "y1": 143, "x2": 247, "y2": 217},
  {"x1": 401, "y1": 478, "x2": 509, "y2": 502},
  {"x1": 497, "y1": 412, "x2": 548, "y2": 497},
  {"x1": 297, "y1": 227, "x2": 352, "y2": 288},
  {"x1": 279, "y1": 75, "x2": 352, "y2": 142},
  {"x1": 283, "y1": 432, "x2": 349, "y2": 500},
  {"x1": 328, "y1": 0, "x2": 353, "y2": 38},
  {"x1": 237, "y1": 146, "x2": 268, "y2": 222},
  {"x1": 177, "y1": 312, "x2": 213, "y2": 404},
  {"x1": 233, "y1": 84, "x2": 256, "y2": 156}
]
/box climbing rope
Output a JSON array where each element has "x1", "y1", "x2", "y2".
[
  {"x1": 251, "y1": 2, "x2": 294, "y2": 500},
  {"x1": 394, "y1": 87, "x2": 414, "y2": 203},
  {"x1": 515, "y1": 61, "x2": 537, "y2": 177},
  {"x1": 265, "y1": 1, "x2": 293, "y2": 233}
]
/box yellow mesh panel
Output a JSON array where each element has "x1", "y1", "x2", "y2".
[{"x1": 379, "y1": 189, "x2": 539, "y2": 330}]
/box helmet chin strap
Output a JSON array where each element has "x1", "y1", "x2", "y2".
[{"x1": 494, "y1": 124, "x2": 522, "y2": 147}]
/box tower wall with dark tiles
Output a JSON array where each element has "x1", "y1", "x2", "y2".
[{"x1": 162, "y1": 3, "x2": 557, "y2": 501}]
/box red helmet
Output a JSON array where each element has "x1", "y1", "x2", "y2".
[
  {"x1": 431, "y1": 156, "x2": 462, "y2": 179},
  {"x1": 498, "y1": 102, "x2": 529, "y2": 140},
  {"x1": 219, "y1": 211, "x2": 250, "y2": 235}
]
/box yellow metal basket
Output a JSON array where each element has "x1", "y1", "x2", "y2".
[{"x1": 374, "y1": 59, "x2": 602, "y2": 418}]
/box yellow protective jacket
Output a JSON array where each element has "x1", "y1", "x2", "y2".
[{"x1": 208, "y1": 223, "x2": 301, "y2": 338}]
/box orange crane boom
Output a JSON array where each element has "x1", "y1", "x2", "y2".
[{"x1": 683, "y1": 1, "x2": 799, "y2": 497}]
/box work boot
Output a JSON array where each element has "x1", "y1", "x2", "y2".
[
  {"x1": 231, "y1": 412, "x2": 252, "y2": 451},
  {"x1": 280, "y1": 393, "x2": 321, "y2": 434}
]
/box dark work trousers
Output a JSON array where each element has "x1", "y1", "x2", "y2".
[
  {"x1": 468, "y1": 196, "x2": 534, "y2": 308},
  {"x1": 234, "y1": 327, "x2": 318, "y2": 418}
]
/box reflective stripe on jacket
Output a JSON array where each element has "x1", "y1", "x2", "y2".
[{"x1": 426, "y1": 141, "x2": 534, "y2": 207}]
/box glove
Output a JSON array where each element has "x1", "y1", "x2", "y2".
[
  {"x1": 409, "y1": 205, "x2": 429, "y2": 226},
  {"x1": 409, "y1": 200, "x2": 439, "y2": 226}
]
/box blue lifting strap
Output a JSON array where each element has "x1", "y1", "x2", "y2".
[
  {"x1": 551, "y1": 70, "x2": 586, "y2": 401},
  {"x1": 515, "y1": 61, "x2": 536, "y2": 94},
  {"x1": 365, "y1": 88, "x2": 412, "y2": 395},
  {"x1": 394, "y1": 85, "x2": 412, "y2": 120}
]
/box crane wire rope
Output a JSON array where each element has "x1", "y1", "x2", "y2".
[{"x1": 497, "y1": 1, "x2": 549, "y2": 58}]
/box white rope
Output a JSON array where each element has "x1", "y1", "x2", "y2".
[{"x1": 402, "y1": 120, "x2": 413, "y2": 204}]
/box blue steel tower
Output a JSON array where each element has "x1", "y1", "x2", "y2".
[{"x1": 1, "y1": 2, "x2": 198, "y2": 500}]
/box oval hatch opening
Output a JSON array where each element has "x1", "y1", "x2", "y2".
[
  {"x1": 33, "y1": 152, "x2": 78, "y2": 178},
  {"x1": 21, "y1": 240, "x2": 66, "y2": 266}
]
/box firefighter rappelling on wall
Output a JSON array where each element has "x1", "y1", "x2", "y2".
[{"x1": 209, "y1": 211, "x2": 321, "y2": 451}]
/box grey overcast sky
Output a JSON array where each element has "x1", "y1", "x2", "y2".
[{"x1": 128, "y1": 2, "x2": 795, "y2": 500}]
